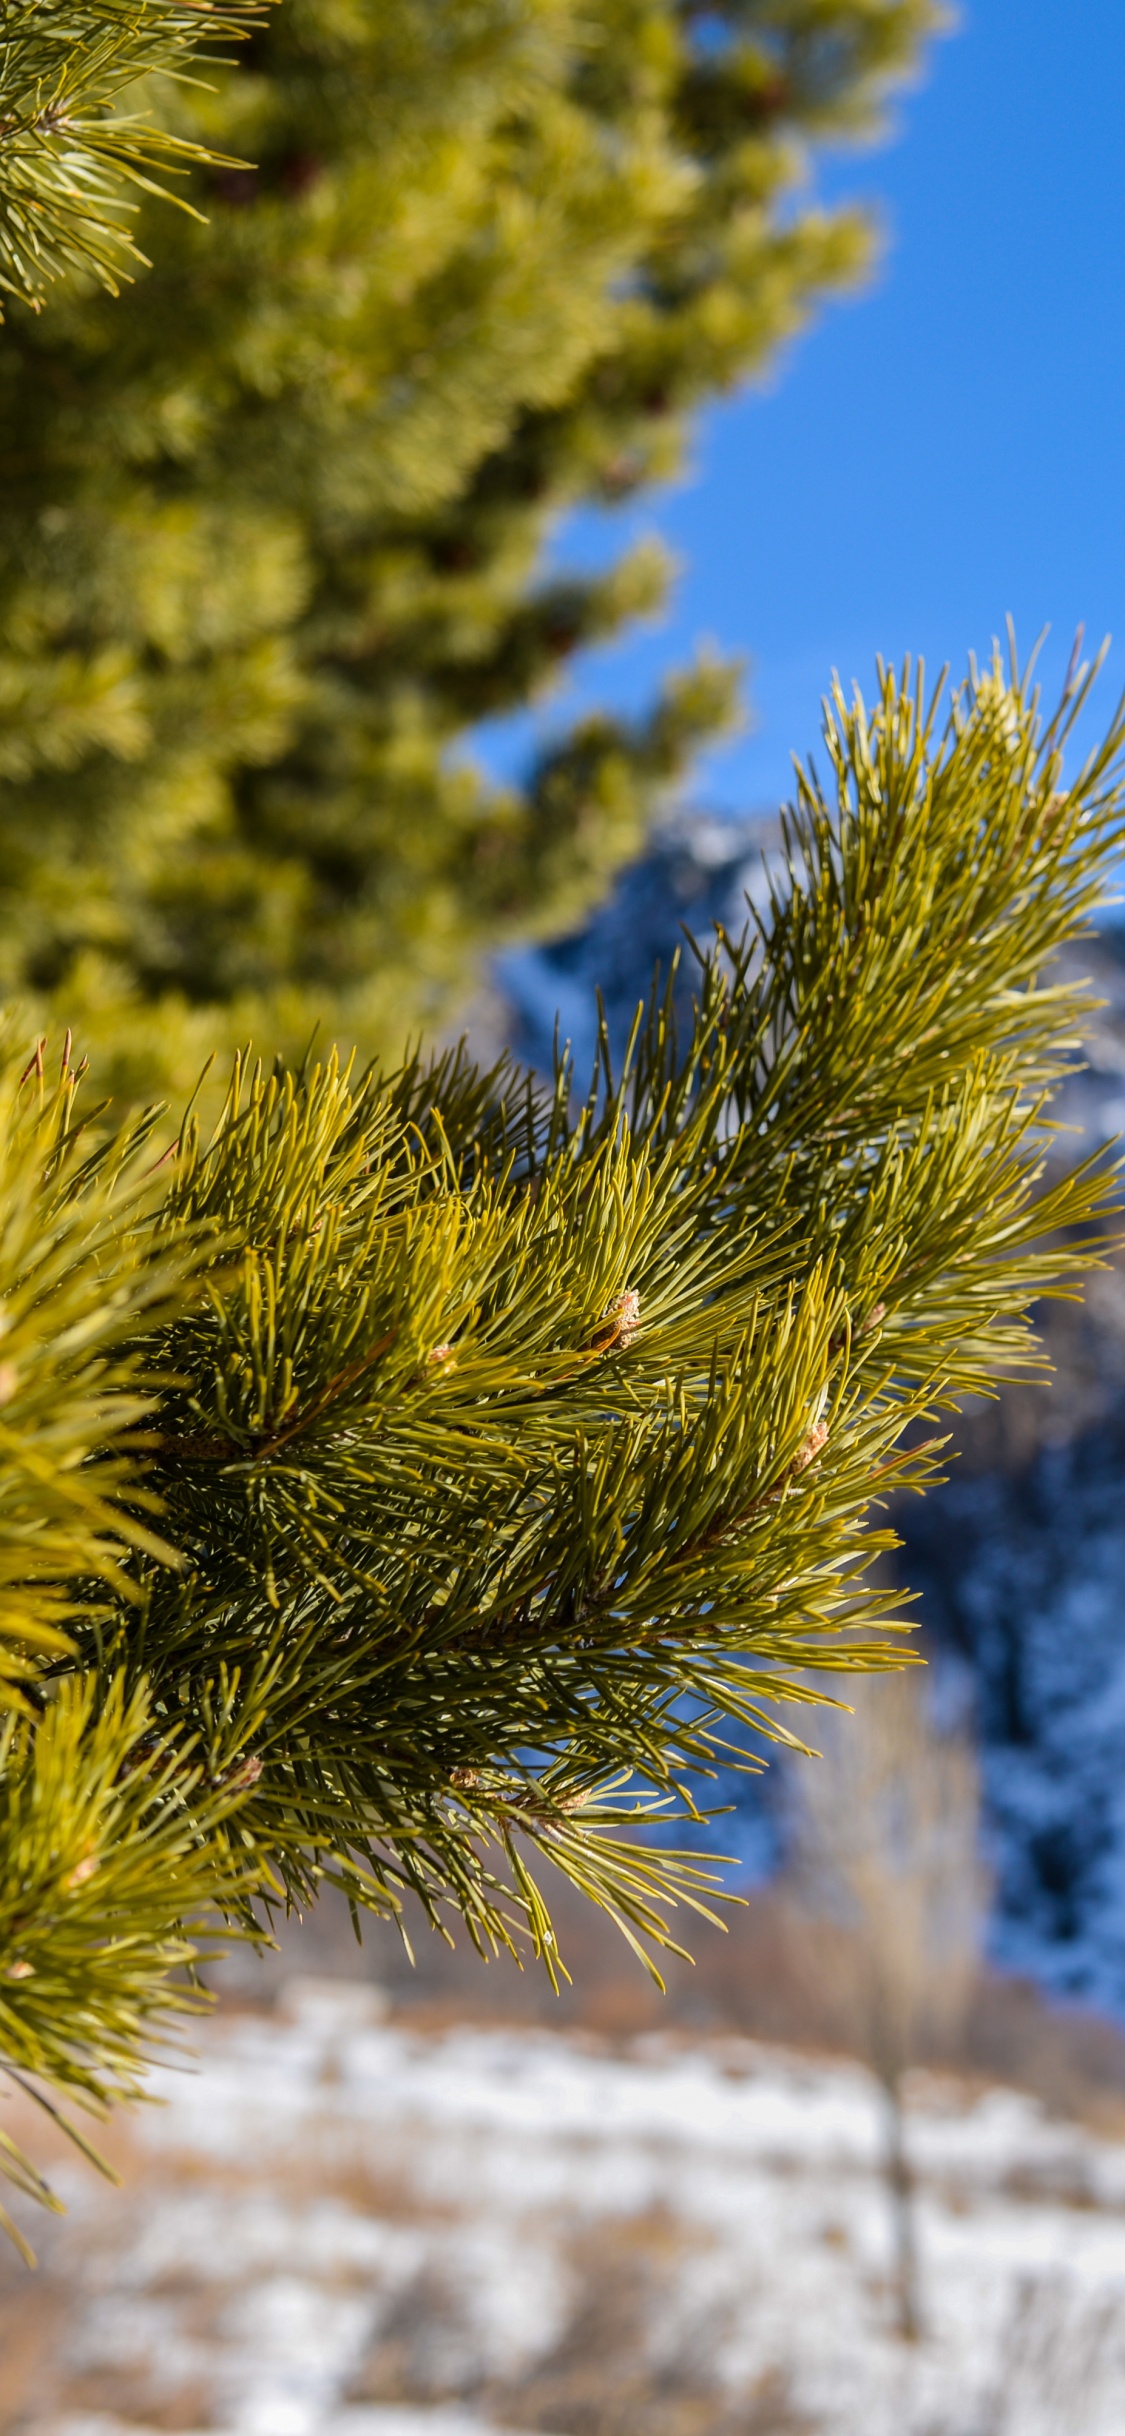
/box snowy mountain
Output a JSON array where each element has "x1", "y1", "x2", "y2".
[{"x1": 498, "y1": 812, "x2": 776, "y2": 1084}]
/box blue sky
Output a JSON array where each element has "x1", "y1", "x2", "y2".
[{"x1": 485, "y1": 0, "x2": 1125, "y2": 817}]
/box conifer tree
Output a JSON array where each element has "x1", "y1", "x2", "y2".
[
  {"x1": 0, "y1": 648, "x2": 1119, "y2": 2249},
  {"x1": 0, "y1": 0, "x2": 940, "y2": 1101}
]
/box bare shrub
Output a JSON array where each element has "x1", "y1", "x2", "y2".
[
  {"x1": 983, "y1": 2272, "x2": 1125, "y2": 2435},
  {"x1": 781, "y1": 1668, "x2": 987, "y2": 2338},
  {"x1": 485, "y1": 2214, "x2": 813, "y2": 2436},
  {"x1": 353, "y1": 2257, "x2": 485, "y2": 2403},
  {"x1": 349, "y1": 2208, "x2": 813, "y2": 2436}
]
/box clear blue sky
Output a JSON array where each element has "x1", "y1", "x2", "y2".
[{"x1": 486, "y1": 0, "x2": 1125, "y2": 817}]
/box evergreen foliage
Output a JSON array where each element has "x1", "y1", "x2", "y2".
[
  {"x1": 0, "y1": 0, "x2": 940, "y2": 1099},
  {"x1": 0, "y1": 0, "x2": 265, "y2": 311},
  {"x1": 0, "y1": 650, "x2": 1120, "y2": 2242}
]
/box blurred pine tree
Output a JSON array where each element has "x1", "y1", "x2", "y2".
[{"x1": 0, "y1": 0, "x2": 940, "y2": 1098}]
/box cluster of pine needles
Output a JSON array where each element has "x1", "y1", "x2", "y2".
[{"x1": 0, "y1": 648, "x2": 1120, "y2": 2248}]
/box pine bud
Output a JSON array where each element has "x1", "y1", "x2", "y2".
[
  {"x1": 222, "y1": 1754, "x2": 263, "y2": 1791},
  {"x1": 614, "y1": 1289, "x2": 641, "y2": 1347},
  {"x1": 589, "y1": 1289, "x2": 641, "y2": 1352},
  {"x1": 791, "y1": 1419, "x2": 828, "y2": 1475}
]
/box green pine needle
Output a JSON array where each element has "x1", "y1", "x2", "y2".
[
  {"x1": 0, "y1": 646, "x2": 1121, "y2": 2240},
  {"x1": 0, "y1": 0, "x2": 269, "y2": 309}
]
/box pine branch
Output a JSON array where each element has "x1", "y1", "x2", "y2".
[
  {"x1": 0, "y1": 648, "x2": 1119, "y2": 2243},
  {"x1": 0, "y1": 0, "x2": 268, "y2": 311},
  {"x1": 128, "y1": 650, "x2": 1123, "y2": 1946}
]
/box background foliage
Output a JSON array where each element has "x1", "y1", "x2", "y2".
[{"x1": 0, "y1": 0, "x2": 939, "y2": 1099}]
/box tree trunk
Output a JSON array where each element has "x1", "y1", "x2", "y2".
[{"x1": 882, "y1": 2070, "x2": 920, "y2": 2340}]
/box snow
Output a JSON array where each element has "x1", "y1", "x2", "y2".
[{"x1": 19, "y1": 1982, "x2": 1125, "y2": 2436}]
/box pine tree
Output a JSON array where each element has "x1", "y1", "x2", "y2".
[
  {"x1": 0, "y1": 0, "x2": 940, "y2": 1103},
  {"x1": 0, "y1": 0, "x2": 265, "y2": 311},
  {"x1": 0, "y1": 649, "x2": 1119, "y2": 2249}
]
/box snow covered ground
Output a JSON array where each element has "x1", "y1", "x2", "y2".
[{"x1": 10, "y1": 1981, "x2": 1125, "y2": 2436}]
